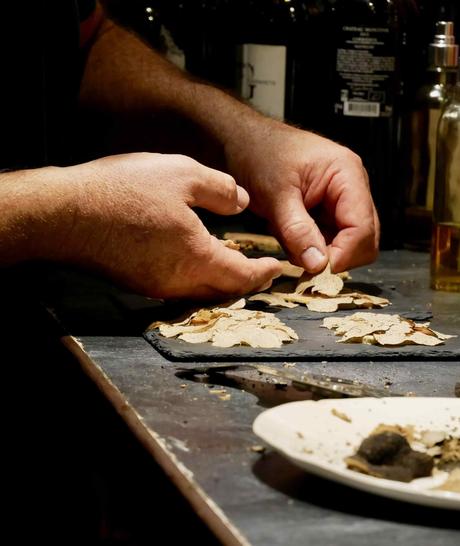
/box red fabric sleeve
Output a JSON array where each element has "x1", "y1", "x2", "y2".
[{"x1": 79, "y1": 1, "x2": 104, "y2": 48}]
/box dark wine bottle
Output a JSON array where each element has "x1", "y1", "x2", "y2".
[
  {"x1": 234, "y1": 0, "x2": 306, "y2": 121},
  {"x1": 230, "y1": 0, "x2": 421, "y2": 248},
  {"x1": 321, "y1": 0, "x2": 420, "y2": 249},
  {"x1": 198, "y1": 0, "x2": 238, "y2": 88},
  {"x1": 157, "y1": 1, "x2": 236, "y2": 86}
]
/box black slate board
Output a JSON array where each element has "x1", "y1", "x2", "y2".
[
  {"x1": 260, "y1": 282, "x2": 433, "y2": 322},
  {"x1": 143, "y1": 313, "x2": 460, "y2": 362},
  {"x1": 141, "y1": 267, "x2": 460, "y2": 362}
]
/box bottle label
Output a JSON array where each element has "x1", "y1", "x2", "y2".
[
  {"x1": 238, "y1": 44, "x2": 286, "y2": 119},
  {"x1": 334, "y1": 26, "x2": 396, "y2": 118}
]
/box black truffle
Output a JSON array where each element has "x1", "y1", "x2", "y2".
[{"x1": 346, "y1": 432, "x2": 434, "y2": 482}]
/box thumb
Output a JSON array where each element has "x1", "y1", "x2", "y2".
[
  {"x1": 187, "y1": 167, "x2": 249, "y2": 215},
  {"x1": 273, "y1": 189, "x2": 328, "y2": 273}
]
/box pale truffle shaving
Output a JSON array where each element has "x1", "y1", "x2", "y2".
[
  {"x1": 322, "y1": 312, "x2": 455, "y2": 347},
  {"x1": 296, "y1": 263, "x2": 344, "y2": 297},
  {"x1": 248, "y1": 293, "x2": 298, "y2": 308},
  {"x1": 305, "y1": 296, "x2": 355, "y2": 313},
  {"x1": 149, "y1": 299, "x2": 298, "y2": 348},
  {"x1": 250, "y1": 265, "x2": 389, "y2": 313}
]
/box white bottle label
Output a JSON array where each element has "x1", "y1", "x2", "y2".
[{"x1": 239, "y1": 44, "x2": 286, "y2": 119}]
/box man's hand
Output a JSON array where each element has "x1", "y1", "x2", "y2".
[
  {"x1": 78, "y1": 16, "x2": 379, "y2": 275},
  {"x1": 224, "y1": 121, "x2": 380, "y2": 273},
  {"x1": 0, "y1": 153, "x2": 281, "y2": 299}
]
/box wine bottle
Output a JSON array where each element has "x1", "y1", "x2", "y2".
[
  {"x1": 324, "y1": 0, "x2": 420, "y2": 249},
  {"x1": 235, "y1": 0, "x2": 305, "y2": 121},
  {"x1": 157, "y1": 1, "x2": 235, "y2": 84}
]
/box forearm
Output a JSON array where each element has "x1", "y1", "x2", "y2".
[
  {"x1": 79, "y1": 16, "x2": 271, "y2": 159},
  {"x1": 0, "y1": 168, "x2": 74, "y2": 265}
]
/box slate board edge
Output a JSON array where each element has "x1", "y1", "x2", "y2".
[{"x1": 143, "y1": 331, "x2": 460, "y2": 363}]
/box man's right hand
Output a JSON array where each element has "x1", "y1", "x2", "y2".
[{"x1": 0, "y1": 153, "x2": 281, "y2": 299}]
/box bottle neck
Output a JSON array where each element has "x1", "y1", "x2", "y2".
[{"x1": 427, "y1": 66, "x2": 458, "y2": 87}]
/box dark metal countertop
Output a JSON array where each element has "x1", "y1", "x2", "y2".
[{"x1": 30, "y1": 250, "x2": 460, "y2": 545}]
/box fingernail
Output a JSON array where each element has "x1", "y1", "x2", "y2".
[
  {"x1": 301, "y1": 247, "x2": 326, "y2": 271},
  {"x1": 236, "y1": 186, "x2": 250, "y2": 211}
]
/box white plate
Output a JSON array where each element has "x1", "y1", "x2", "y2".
[{"x1": 253, "y1": 397, "x2": 460, "y2": 510}]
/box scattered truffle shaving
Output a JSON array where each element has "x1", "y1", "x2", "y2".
[
  {"x1": 435, "y1": 468, "x2": 460, "y2": 493},
  {"x1": 331, "y1": 408, "x2": 352, "y2": 423},
  {"x1": 220, "y1": 238, "x2": 241, "y2": 251},
  {"x1": 248, "y1": 293, "x2": 298, "y2": 308},
  {"x1": 279, "y1": 261, "x2": 304, "y2": 279},
  {"x1": 149, "y1": 298, "x2": 298, "y2": 348},
  {"x1": 371, "y1": 423, "x2": 415, "y2": 443},
  {"x1": 251, "y1": 265, "x2": 388, "y2": 312},
  {"x1": 222, "y1": 232, "x2": 282, "y2": 253},
  {"x1": 322, "y1": 312, "x2": 455, "y2": 347},
  {"x1": 279, "y1": 261, "x2": 351, "y2": 280}
]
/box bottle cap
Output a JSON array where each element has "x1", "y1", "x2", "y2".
[{"x1": 429, "y1": 21, "x2": 459, "y2": 68}]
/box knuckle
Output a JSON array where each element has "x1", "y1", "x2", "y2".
[
  {"x1": 336, "y1": 146, "x2": 365, "y2": 172},
  {"x1": 221, "y1": 175, "x2": 238, "y2": 199},
  {"x1": 280, "y1": 219, "x2": 316, "y2": 246},
  {"x1": 126, "y1": 151, "x2": 154, "y2": 166},
  {"x1": 135, "y1": 151, "x2": 152, "y2": 159},
  {"x1": 170, "y1": 154, "x2": 199, "y2": 173},
  {"x1": 172, "y1": 153, "x2": 194, "y2": 164},
  {"x1": 343, "y1": 148, "x2": 364, "y2": 167}
]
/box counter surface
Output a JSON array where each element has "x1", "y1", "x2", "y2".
[{"x1": 35, "y1": 250, "x2": 460, "y2": 545}]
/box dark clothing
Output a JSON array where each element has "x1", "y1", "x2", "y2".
[
  {"x1": 2, "y1": 279, "x2": 220, "y2": 544},
  {"x1": 0, "y1": 1, "x2": 95, "y2": 170}
]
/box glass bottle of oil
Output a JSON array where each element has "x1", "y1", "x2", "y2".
[
  {"x1": 431, "y1": 76, "x2": 460, "y2": 292},
  {"x1": 404, "y1": 20, "x2": 458, "y2": 251}
]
